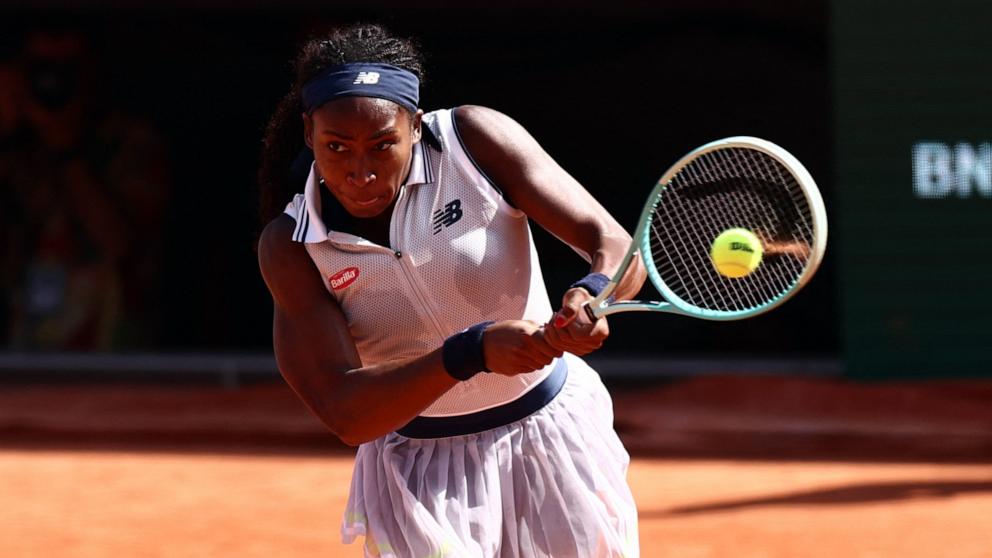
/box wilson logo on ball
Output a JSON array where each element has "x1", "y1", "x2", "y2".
[
  {"x1": 329, "y1": 267, "x2": 360, "y2": 290},
  {"x1": 730, "y1": 242, "x2": 755, "y2": 253}
]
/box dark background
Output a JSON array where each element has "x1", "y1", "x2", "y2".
[
  {"x1": 834, "y1": 0, "x2": 992, "y2": 378},
  {"x1": 1, "y1": 2, "x2": 834, "y2": 363}
]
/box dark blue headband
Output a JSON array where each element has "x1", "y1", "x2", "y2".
[{"x1": 301, "y1": 62, "x2": 420, "y2": 114}]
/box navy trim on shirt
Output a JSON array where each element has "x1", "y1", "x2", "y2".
[
  {"x1": 396, "y1": 357, "x2": 568, "y2": 439},
  {"x1": 450, "y1": 107, "x2": 514, "y2": 206},
  {"x1": 421, "y1": 121, "x2": 443, "y2": 153}
]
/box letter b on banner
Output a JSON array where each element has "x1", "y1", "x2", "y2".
[{"x1": 913, "y1": 142, "x2": 992, "y2": 199}]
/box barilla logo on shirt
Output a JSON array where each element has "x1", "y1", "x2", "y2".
[{"x1": 329, "y1": 267, "x2": 360, "y2": 290}]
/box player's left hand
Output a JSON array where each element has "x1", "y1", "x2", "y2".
[{"x1": 543, "y1": 287, "x2": 609, "y2": 355}]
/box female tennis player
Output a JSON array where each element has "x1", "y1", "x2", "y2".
[{"x1": 257, "y1": 24, "x2": 645, "y2": 558}]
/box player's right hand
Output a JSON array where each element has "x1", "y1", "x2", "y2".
[{"x1": 482, "y1": 320, "x2": 563, "y2": 376}]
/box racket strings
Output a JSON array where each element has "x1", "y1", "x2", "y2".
[
  {"x1": 691, "y1": 152, "x2": 778, "y2": 308},
  {"x1": 687, "y1": 149, "x2": 808, "y2": 307},
  {"x1": 658, "y1": 152, "x2": 771, "y2": 310},
  {"x1": 648, "y1": 146, "x2": 816, "y2": 313},
  {"x1": 658, "y1": 160, "x2": 751, "y2": 309},
  {"x1": 716, "y1": 149, "x2": 808, "y2": 302},
  {"x1": 749, "y1": 148, "x2": 816, "y2": 251}
]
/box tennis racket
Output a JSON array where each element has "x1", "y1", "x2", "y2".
[{"x1": 586, "y1": 136, "x2": 827, "y2": 321}]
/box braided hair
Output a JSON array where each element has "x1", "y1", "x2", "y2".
[{"x1": 257, "y1": 24, "x2": 425, "y2": 226}]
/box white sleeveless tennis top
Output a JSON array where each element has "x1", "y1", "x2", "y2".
[{"x1": 284, "y1": 108, "x2": 557, "y2": 417}]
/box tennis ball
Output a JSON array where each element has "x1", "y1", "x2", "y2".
[{"x1": 710, "y1": 228, "x2": 763, "y2": 278}]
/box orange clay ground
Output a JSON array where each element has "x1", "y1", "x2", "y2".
[{"x1": 1, "y1": 374, "x2": 990, "y2": 557}]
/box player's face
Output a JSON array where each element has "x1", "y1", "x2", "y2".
[{"x1": 305, "y1": 97, "x2": 422, "y2": 219}]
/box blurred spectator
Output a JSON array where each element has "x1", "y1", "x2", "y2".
[{"x1": 0, "y1": 29, "x2": 171, "y2": 351}]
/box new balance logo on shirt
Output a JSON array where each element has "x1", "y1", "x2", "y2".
[
  {"x1": 433, "y1": 200, "x2": 463, "y2": 234},
  {"x1": 353, "y1": 72, "x2": 380, "y2": 85}
]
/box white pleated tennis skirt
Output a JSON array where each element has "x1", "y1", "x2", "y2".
[{"x1": 341, "y1": 353, "x2": 639, "y2": 558}]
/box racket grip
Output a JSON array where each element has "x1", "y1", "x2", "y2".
[
  {"x1": 582, "y1": 301, "x2": 599, "y2": 322},
  {"x1": 572, "y1": 273, "x2": 611, "y2": 322}
]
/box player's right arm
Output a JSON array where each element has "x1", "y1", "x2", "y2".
[{"x1": 257, "y1": 214, "x2": 559, "y2": 445}]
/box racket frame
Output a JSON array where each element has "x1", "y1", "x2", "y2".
[{"x1": 585, "y1": 136, "x2": 827, "y2": 321}]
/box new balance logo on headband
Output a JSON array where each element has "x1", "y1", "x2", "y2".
[
  {"x1": 302, "y1": 63, "x2": 419, "y2": 114},
  {"x1": 353, "y1": 72, "x2": 380, "y2": 85}
]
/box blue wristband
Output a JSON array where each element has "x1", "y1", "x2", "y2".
[
  {"x1": 569, "y1": 272, "x2": 612, "y2": 298},
  {"x1": 442, "y1": 321, "x2": 494, "y2": 381}
]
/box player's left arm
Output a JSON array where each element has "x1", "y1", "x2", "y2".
[{"x1": 453, "y1": 105, "x2": 646, "y2": 354}]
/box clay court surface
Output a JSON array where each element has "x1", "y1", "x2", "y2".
[{"x1": 2, "y1": 374, "x2": 991, "y2": 557}]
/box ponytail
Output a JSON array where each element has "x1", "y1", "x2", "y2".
[{"x1": 258, "y1": 89, "x2": 305, "y2": 227}]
